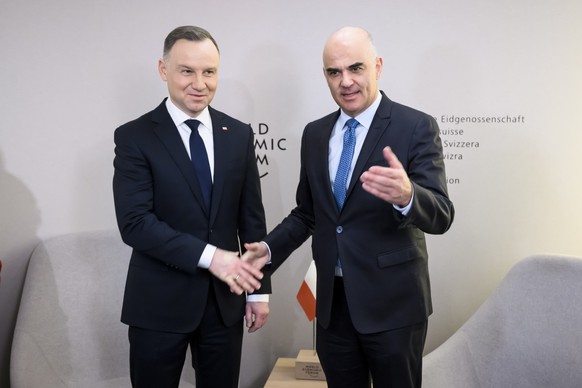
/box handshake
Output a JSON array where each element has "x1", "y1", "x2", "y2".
[{"x1": 208, "y1": 242, "x2": 271, "y2": 295}]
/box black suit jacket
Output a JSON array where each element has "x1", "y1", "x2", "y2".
[
  {"x1": 113, "y1": 99, "x2": 268, "y2": 333},
  {"x1": 265, "y1": 92, "x2": 454, "y2": 334}
]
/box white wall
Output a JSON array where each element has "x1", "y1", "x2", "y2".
[{"x1": 1, "y1": 0, "x2": 581, "y2": 387}]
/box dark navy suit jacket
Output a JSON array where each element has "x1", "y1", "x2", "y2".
[
  {"x1": 113, "y1": 99, "x2": 268, "y2": 333},
  {"x1": 265, "y1": 92, "x2": 454, "y2": 334}
]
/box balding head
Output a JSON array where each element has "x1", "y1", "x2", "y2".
[
  {"x1": 323, "y1": 26, "x2": 377, "y2": 63},
  {"x1": 322, "y1": 26, "x2": 382, "y2": 117}
]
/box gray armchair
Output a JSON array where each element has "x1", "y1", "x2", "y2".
[
  {"x1": 10, "y1": 230, "x2": 195, "y2": 388},
  {"x1": 422, "y1": 254, "x2": 582, "y2": 388}
]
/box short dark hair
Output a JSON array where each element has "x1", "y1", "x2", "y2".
[{"x1": 163, "y1": 26, "x2": 220, "y2": 58}]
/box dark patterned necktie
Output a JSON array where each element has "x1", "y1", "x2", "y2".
[{"x1": 186, "y1": 119, "x2": 212, "y2": 210}]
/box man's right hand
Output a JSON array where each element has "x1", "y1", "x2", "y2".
[
  {"x1": 208, "y1": 249, "x2": 264, "y2": 295},
  {"x1": 241, "y1": 242, "x2": 270, "y2": 270}
]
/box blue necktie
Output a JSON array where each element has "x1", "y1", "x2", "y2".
[
  {"x1": 333, "y1": 118, "x2": 359, "y2": 210},
  {"x1": 186, "y1": 119, "x2": 212, "y2": 210}
]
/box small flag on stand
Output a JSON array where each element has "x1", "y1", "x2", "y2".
[{"x1": 296, "y1": 260, "x2": 317, "y2": 321}]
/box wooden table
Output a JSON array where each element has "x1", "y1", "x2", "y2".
[{"x1": 264, "y1": 358, "x2": 327, "y2": 387}]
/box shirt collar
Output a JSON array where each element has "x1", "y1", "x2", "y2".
[
  {"x1": 165, "y1": 98, "x2": 212, "y2": 130},
  {"x1": 338, "y1": 91, "x2": 382, "y2": 129}
]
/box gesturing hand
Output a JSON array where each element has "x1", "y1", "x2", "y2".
[
  {"x1": 208, "y1": 248, "x2": 264, "y2": 295},
  {"x1": 360, "y1": 146, "x2": 412, "y2": 206}
]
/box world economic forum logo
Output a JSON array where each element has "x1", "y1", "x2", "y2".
[{"x1": 251, "y1": 123, "x2": 287, "y2": 178}]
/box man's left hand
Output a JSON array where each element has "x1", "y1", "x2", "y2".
[
  {"x1": 245, "y1": 302, "x2": 269, "y2": 333},
  {"x1": 360, "y1": 146, "x2": 412, "y2": 207}
]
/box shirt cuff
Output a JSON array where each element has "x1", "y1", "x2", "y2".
[
  {"x1": 197, "y1": 244, "x2": 217, "y2": 268},
  {"x1": 393, "y1": 189, "x2": 414, "y2": 216},
  {"x1": 247, "y1": 294, "x2": 270, "y2": 302}
]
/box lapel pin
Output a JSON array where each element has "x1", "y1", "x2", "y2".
[{"x1": 222, "y1": 126, "x2": 228, "y2": 131}]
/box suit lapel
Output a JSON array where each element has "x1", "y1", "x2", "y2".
[
  {"x1": 208, "y1": 108, "x2": 227, "y2": 225},
  {"x1": 316, "y1": 113, "x2": 341, "y2": 212},
  {"x1": 151, "y1": 101, "x2": 210, "y2": 216},
  {"x1": 346, "y1": 93, "x2": 393, "y2": 198}
]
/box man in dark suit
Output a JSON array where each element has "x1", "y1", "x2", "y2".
[
  {"x1": 243, "y1": 26, "x2": 454, "y2": 387},
  {"x1": 113, "y1": 26, "x2": 270, "y2": 388}
]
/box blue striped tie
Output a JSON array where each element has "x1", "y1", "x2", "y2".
[
  {"x1": 186, "y1": 119, "x2": 212, "y2": 210},
  {"x1": 333, "y1": 118, "x2": 359, "y2": 210}
]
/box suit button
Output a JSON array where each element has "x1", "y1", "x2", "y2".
[{"x1": 336, "y1": 226, "x2": 343, "y2": 234}]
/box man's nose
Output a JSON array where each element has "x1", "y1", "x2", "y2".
[
  {"x1": 340, "y1": 73, "x2": 353, "y2": 87},
  {"x1": 191, "y1": 74, "x2": 205, "y2": 90}
]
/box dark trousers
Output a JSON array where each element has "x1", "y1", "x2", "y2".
[
  {"x1": 317, "y1": 277, "x2": 427, "y2": 388},
  {"x1": 128, "y1": 287, "x2": 243, "y2": 388}
]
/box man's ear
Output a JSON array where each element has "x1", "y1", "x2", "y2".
[
  {"x1": 376, "y1": 56, "x2": 383, "y2": 79},
  {"x1": 158, "y1": 59, "x2": 168, "y2": 81}
]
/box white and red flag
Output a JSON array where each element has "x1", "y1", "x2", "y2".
[{"x1": 296, "y1": 260, "x2": 317, "y2": 321}]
